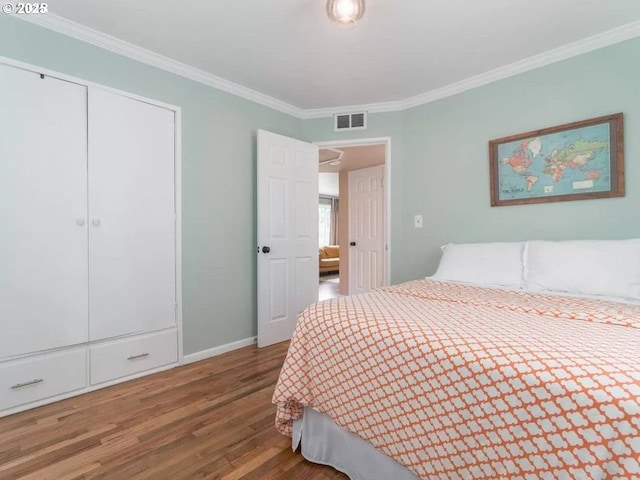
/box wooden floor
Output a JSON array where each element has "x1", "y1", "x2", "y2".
[{"x1": 0, "y1": 342, "x2": 348, "y2": 480}]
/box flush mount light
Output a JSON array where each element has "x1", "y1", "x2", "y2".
[
  {"x1": 319, "y1": 148, "x2": 344, "y2": 167},
  {"x1": 326, "y1": 0, "x2": 366, "y2": 27}
]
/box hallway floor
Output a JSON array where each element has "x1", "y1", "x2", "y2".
[{"x1": 318, "y1": 273, "x2": 339, "y2": 301}]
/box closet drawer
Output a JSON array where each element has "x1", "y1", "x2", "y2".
[
  {"x1": 90, "y1": 330, "x2": 177, "y2": 385},
  {"x1": 0, "y1": 349, "x2": 87, "y2": 411}
]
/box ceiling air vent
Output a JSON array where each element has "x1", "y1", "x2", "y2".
[{"x1": 334, "y1": 112, "x2": 367, "y2": 132}]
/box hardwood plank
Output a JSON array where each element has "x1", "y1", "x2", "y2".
[{"x1": 0, "y1": 342, "x2": 348, "y2": 480}]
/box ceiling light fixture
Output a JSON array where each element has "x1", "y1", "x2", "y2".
[
  {"x1": 326, "y1": 0, "x2": 366, "y2": 28},
  {"x1": 319, "y1": 148, "x2": 344, "y2": 166}
]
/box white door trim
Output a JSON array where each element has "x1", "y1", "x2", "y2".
[
  {"x1": 0, "y1": 55, "x2": 185, "y2": 364},
  {"x1": 313, "y1": 137, "x2": 391, "y2": 288},
  {"x1": 174, "y1": 109, "x2": 184, "y2": 364}
]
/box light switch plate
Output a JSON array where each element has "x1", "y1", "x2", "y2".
[{"x1": 414, "y1": 214, "x2": 423, "y2": 228}]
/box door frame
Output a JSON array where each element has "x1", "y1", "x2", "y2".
[
  {"x1": 313, "y1": 137, "x2": 391, "y2": 289},
  {"x1": 0, "y1": 55, "x2": 185, "y2": 364}
]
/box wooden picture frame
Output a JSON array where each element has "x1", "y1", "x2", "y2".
[{"x1": 489, "y1": 113, "x2": 624, "y2": 206}]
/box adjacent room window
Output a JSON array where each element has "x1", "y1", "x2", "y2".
[
  {"x1": 319, "y1": 196, "x2": 338, "y2": 247},
  {"x1": 319, "y1": 198, "x2": 332, "y2": 247}
]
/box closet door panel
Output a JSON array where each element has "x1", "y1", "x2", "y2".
[
  {"x1": 0, "y1": 64, "x2": 89, "y2": 358},
  {"x1": 88, "y1": 88, "x2": 176, "y2": 340}
]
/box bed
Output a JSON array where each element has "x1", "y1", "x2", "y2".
[{"x1": 273, "y1": 240, "x2": 640, "y2": 480}]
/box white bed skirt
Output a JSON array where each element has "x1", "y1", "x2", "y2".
[{"x1": 293, "y1": 407, "x2": 420, "y2": 480}]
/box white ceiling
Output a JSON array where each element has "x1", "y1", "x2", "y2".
[
  {"x1": 319, "y1": 173, "x2": 339, "y2": 196},
  {"x1": 41, "y1": 1, "x2": 640, "y2": 110}
]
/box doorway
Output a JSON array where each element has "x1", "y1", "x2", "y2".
[
  {"x1": 318, "y1": 168, "x2": 340, "y2": 300},
  {"x1": 316, "y1": 138, "x2": 390, "y2": 298},
  {"x1": 256, "y1": 131, "x2": 390, "y2": 348}
]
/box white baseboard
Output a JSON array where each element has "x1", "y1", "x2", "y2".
[{"x1": 182, "y1": 336, "x2": 257, "y2": 365}]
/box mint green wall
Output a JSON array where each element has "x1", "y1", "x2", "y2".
[
  {"x1": 0, "y1": 15, "x2": 301, "y2": 355},
  {"x1": 303, "y1": 38, "x2": 640, "y2": 281}
]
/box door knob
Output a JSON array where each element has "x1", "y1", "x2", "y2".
[
  {"x1": 76, "y1": 219, "x2": 86, "y2": 226},
  {"x1": 350, "y1": 242, "x2": 356, "y2": 246},
  {"x1": 92, "y1": 219, "x2": 101, "y2": 227},
  {"x1": 262, "y1": 246, "x2": 271, "y2": 254}
]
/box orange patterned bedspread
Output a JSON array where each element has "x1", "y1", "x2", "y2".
[{"x1": 273, "y1": 280, "x2": 640, "y2": 480}]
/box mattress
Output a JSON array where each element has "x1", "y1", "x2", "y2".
[{"x1": 273, "y1": 279, "x2": 640, "y2": 479}]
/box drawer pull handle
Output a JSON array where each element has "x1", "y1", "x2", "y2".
[
  {"x1": 11, "y1": 378, "x2": 44, "y2": 390},
  {"x1": 127, "y1": 353, "x2": 150, "y2": 361}
]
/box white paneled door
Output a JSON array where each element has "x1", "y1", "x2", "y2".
[
  {"x1": 88, "y1": 88, "x2": 176, "y2": 340},
  {"x1": 257, "y1": 130, "x2": 319, "y2": 348},
  {"x1": 0, "y1": 64, "x2": 89, "y2": 357},
  {"x1": 349, "y1": 165, "x2": 385, "y2": 295}
]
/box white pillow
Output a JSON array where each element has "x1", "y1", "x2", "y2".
[
  {"x1": 432, "y1": 242, "x2": 525, "y2": 288},
  {"x1": 524, "y1": 239, "x2": 640, "y2": 299}
]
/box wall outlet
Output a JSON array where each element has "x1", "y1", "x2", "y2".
[{"x1": 414, "y1": 214, "x2": 423, "y2": 228}]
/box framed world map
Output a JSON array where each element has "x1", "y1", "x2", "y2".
[{"x1": 489, "y1": 113, "x2": 624, "y2": 206}]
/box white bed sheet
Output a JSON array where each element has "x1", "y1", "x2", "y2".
[
  {"x1": 293, "y1": 407, "x2": 419, "y2": 480},
  {"x1": 424, "y1": 276, "x2": 640, "y2": 305}
]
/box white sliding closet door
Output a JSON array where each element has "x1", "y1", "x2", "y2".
[
  {"x1": 0, "y1": 64, "x2": 89, "y2": 357},
  {"x1": 88, "y1": 88, "x2": 176, "y2": 340}
]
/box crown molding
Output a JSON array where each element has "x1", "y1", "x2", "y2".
[
  {"x1": 17, "y1": 14, "x2": 306, "y2": 118},
  {"x1": 17, "y1": 15, "x2": 640, "y2": 120},
  {"x1": 300, "y1": 19, "x2": 640, "y2": 119}
]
